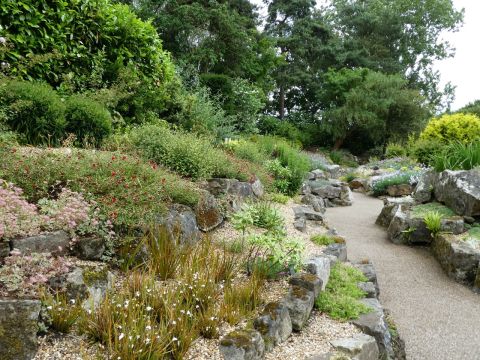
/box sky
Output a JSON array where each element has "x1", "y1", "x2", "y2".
[{"x1": 252, "y1": 0, "x2": 479, "y2": 110}]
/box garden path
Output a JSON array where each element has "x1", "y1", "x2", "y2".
[{"x1": 325, "y1": 192, "x2": 480, "y2": 360}]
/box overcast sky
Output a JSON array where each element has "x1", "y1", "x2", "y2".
[{"x1": 253, "y1": 0, "x2": 478, "y2": 110}]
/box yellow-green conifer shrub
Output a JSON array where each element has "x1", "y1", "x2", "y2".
[{"x1": 420, "y1": 113, "x2": 480, "y2": 144}]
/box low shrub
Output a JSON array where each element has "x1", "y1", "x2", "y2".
[
  {"x1": 64, "y1": 95, "x2": 112, "y2": 146},
  {"x1": 329, "y1": 150, "x2": 359, "y2": 168},
  {"x1": 431, "y1": 140, "x2": 480, "y2": 172},
  {"x1": 385, "y1": 142, "x2": 407, "y2": 158},
  {"x1": 265, "y1": 192, "x2": 290, "y2": 204},
  {"x1": 0, "y1": 147, "x2": 200, "y2": 229},
  {"x1": 410, "y1": 138, "x2": 444, "y2": 165},
  {"x1": 224, "y1": 139, "x2": 268, "y2": 164},
  {"x1": 0, "y1": 80, "x2": 66, "y2": 145},
  {"x1": 315, "y1": 263, "x2": 370, "y2": 320},
  {"x1": 420, "y1": 113, "x2": 480, "y2": 144},
  {"x1": 310, "y1": 234, "x2": 335, "y2": 246},
  {"x1": 371, "y1": 169, "x2": 423, "y2": 196}
]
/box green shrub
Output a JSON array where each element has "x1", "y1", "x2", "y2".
[
  {"x1": 431, "y1": 140, "x2": 480, "y2": 172},
  {"x1": 385, "y1": 142, "x2": 407, "y2": 158},
  {"x1": 330, "y1": 150, "x2": 359, "y2": 167},
  {"x1": 315, "y1": 263, "x2": 370, "y2": 321},
  {"x1": 225, "y1": 139, "x2": 268, "y2": 164},
  {"x1": 420, "y1": 113, "x2": 480, "y2": 144},
  {"x1": 265, "y1": 192, "x2": 290, "y2": 204},
  {"x1": 0, "y1": 80, "x2": 66, "y2": 145},
  {"x1": 310, "y1": 234, "x2": 335, "y2": 246},
  {"x1": 410, "y1": 138, "x2": 444, "y2": 165},
  {"x1": 0, "y1": 147, "x2": 200, "y2": 229},
  {"x1": 65, "y1": 95, "x2": 112, "y2": 146}
]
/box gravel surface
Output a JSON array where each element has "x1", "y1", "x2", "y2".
[
  {"x1": 34, "y1": 334, "x2": 103, "y2": 360},
  {"x1": 325, "y1": 192, "x2": 480, "y2": 360}
]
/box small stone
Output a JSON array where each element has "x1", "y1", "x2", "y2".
[
  {"x1": 219, "y1": 329, "x2": 265, "y2": 360},
  {"x1": 253, "y1": 302, "x2": 292, "y2": 351},
  {"x1": 283, "y1": 285, "x2": 315, "y2": 331},
  {"x1": 294, "y1": 217, "x2": 307, "y2": 232},
  {"x1": 289, "y1": 273, "x2": 323, "y2": 298},
  {"x1": 330, "y1": 333, "x2": 379, "y2": 360}
]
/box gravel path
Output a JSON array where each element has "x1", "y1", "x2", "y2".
[{"x1": 325, "y1": 192, "x2": 480, "y2": 360}]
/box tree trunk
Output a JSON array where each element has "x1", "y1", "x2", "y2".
[
  {"x1": 333, "y1": 137, "x2": 344, "y2": 150},
  {"x1": 279, "y1": 85, "x2": 285, "y2": 119}
]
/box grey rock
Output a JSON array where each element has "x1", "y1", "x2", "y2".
[
  {"x1": 0, "y1": 299, "x2": 41, "y2": 360},
  {"x1": 253, "y1": 302, "x2": 292, "y2": 351},
  {"x1": 464, "y1": 216, "x2": 476, "y2": 224},
  {"x1": 283, "y1": 286, "x2": 315, "y2": 331},
  {"x1": 293, "y1": 206, "x2": 324, "y2": 221},
  {"x1": 195, "y1": 192, "x2": 224, "y2": 232},
  {"x1": 431, "y1": 234, "x2": 480, "y2": 285},
  {"x1": 354, "y1": 263, "x2": 379, "y2": 296},
  {"x1": 301, "y1": 183, "x2": 312, "y2": 195},
  {"x1": 302, "y1": 194, "x2": 326, "y2": 213},
  {"x1": 306, "y1": 172, "x2": 316, "y2": 181},
  {"x1": 73, "y1": 236, "x2": 105, "y2": 260},
  {"x1": 434, "y1": 169, "x2": 480, "y2": 216},
  {"x1": 375, "y1": 197, "x2": 415, "y2": 228},
  {"x1": 413, "y1": 171, "x2": 435, "y2": 203},
  {"x1": 357, "y1": 282, "x2": 377, "y2": 298},
  {"x1": 386, "y1": 207, "x2": 411, "y2": 244},
  {"x1": 331, "y1": 333, "x2": 380, "y2": 360},
  {"x1": 10, "y1": 230, "x2": 70, "y2": 256},
  {"x1": 323, "y1": 243, "x2": 347, "y2": 262},
  {"x1": 305, "y1": 255, "x2": 331, "y2": 291},
  {"x1": 352, "y1": 299, "x2": 394, "y2": 360},
  {"x1": 325, "y1": 164, "x2": 341, "y2": 178},
  {"x1": 293, "y1": 217, "x2": 307, "y2": 232},
  {"x1": 156, "y1": 204, "x2": 200, "y2": 245},
  {"x1": 349, "y1": 178, "x2": 368, "y2": 192},
  {"x1": 251, "y1": 179, "x2": 265, "y2": 198},
  {"x1": 219, "y1": 329, "x2": 265, "y2": 360},
  {"x1": 289, "y1": 273, "x2": 323, "y2": 298},
  {"x1": 312, "y1": 185, "x2": 342, "y2": 199},
  {"x1": 312, "y1": 169, "x2": 327, "y2": 180},
  {"x1": 386, "y1": 184, "x2": 413, "y2": 197}
]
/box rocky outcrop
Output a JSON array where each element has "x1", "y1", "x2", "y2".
[
  {"x1": 434, "y1": 169, "x2": 480, "y2": 217},
  {"x1": 219, "y1": 329, "x2": 265, "y2": 360},
  {"x1": 303, "y1": 179, "x2": 353, "y2": 207},
  {"x1": 0, "y1": 299, "x2": 41, "y2": 360},
  {"x1": 431, "y1": 234, "x2": 480, "y2": 285},
  {"x1": 156, "y1": 204, "x2": 200, "y2": 245},
  {"x1": 206, "y1": 178, "x2": 263, "y2": 212},
  {"x1": 195, "y1": 192, "x2": 224, "y2": 232},
  {"x1": 253, "y1": 302, "x2": 292, "y2": 351}
]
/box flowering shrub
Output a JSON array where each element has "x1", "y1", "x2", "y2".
[{"x1": 0, "y1": 252, "x2": 72, "y2": 297}]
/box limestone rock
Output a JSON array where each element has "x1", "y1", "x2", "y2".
[
  {"x1": 323, "y1": 243, "x2": 347, "y2": 262},
  {"x1": 293, "y1": 217, "x2": 307, "y2": 232},
  {"x1": 10, "y1": 231, "x2": 70, "y2": 256},
  {"x1": 156, "y1": 204, "x2": 200, "y2": 245},
  {"x1": 431, "y1": 234, "x2": 480, "y2": 285},
  {"x1": 325, "y1": 164, "x2": 341, "y2": 179},
  {"x1": 357, "y1": 282, "x2": 377, "y2": 298},
  {"x1": 73, "y1": 236, "x2": 105, "y2": 260},
  {"x1": 289, "y1": 273, "x2": 323, "y2": 298},
  {"x1": 312, "y1": 169, "x2": 328, "y2": 180},
  {"x1": 312, "y1": 185, "x2": 342, "y2": 199},
  {"x1": 302, "y1": 194, "x2": 326, "y2": 213},
  {"x1": 349, "y1": 178, "x2": 368, "y2": 192},
  {"x1": 375, "y1": 197, "x2": 415, "y2": 228},
  {"x1": 283, "y1": 286, "x2": 315, "y2": 331},
  {"x1": 251, "y1": 179, "x2": 265, "y2": 198},
  {"x1": 219, "y1": 329, "x2": 265, "y2": 360},
  {"x1": 195, "y1": 192, "x2": 224, "y2": 232},
  {"x1": 354, "y1": 263, "x2": 379, "y2": 296},
  {"x1": 331, "y1": 333, "x2": 380, "y2": 360},
  {"x1": 305, "y1": 255, "x2": 331, "y2": 291},
  {"x1": 352, "y1": 298, "x2": 394, "y2": 360},
  {"x1": 253, "y1": 302, "x2": 292, "y2": 351},
  {"x1": 434, "y1": 169, "x2": 480, "y2": 216},
  {"x1": 0, "y1": 299, "x2": 41, "y2": 360},
  {"x1": 413, "y1": 171, "x2": 435, "y2": 203},
  {"x1": 293, "y1": 206, "x2": 324, "y2": 222}
]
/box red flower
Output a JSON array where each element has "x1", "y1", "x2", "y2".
[{"x1": 111, "y1": 171, "x2": 117, "y2": 177}]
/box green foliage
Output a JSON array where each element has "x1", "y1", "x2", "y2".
[
  {"x1": 310, "y1": 234, "x2": 335, "y2": 246},
  {"x1": 106, "y1": 123, "x2": 238, "y2": 180},
  {"x1": 0, "y1": 147, "x2": 200, "y2": 229},
  {"x1": 411, "y1": 203, "x2": 455, "y2": 219},
  {"x1": 0, "y1": 0, "x2": 174, "y2": 91},
  {"x1": 225, "y1": 139, "x2": 269, "y2": 164},
  {"x1": 232, "y1": 202, "x2": 285, "y2": 236},
  {"x1": 315, "y1": 263, "x2": 370, "y2": 321},
  {"x1": 371, "y1": 171, "x2": 419, "y2": 196},
  {"x1": 457, "y1": 100, "x2": 480, "y2": 118},
  {"x1": 265, "y1": 192, "x2": 290, "y2": 205},
  {"x1": 329, "y1": 150, "x2": 359, "y2": 167},
  {"x1": 257, "y1": 116, "x2": 307, "y2": 145},
  {"x1": 385, "y1": 143, "x2": 407, "y2": 158},
  {"x1": 423, "y1": 211, "x2": 443, "y2": 237},
  {"x1": 431, "y1": 140, "x2": 480, "y2": 172},
  {"x1": 409, "y1": 138, "x2": 444, "y2": 165},
  {"x1": 341, "y1": 172, "x2": 358, "y2": 183},
  {"x1": 43, "y1": 292, "x2": 83, "y2": 334},
  {"x1": 420, "y1": 113, "x2": 480, "y2": 144},
  {"x1": 0, "y1": 80, "x2": 66, "y2": 145},
  {"x1": 64, "y1": 95, "x2": 112, "y2": 146}
]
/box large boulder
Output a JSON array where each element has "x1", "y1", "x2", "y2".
[
  {"x1": 253, "y1": 301, "x2": 292, "y2": 351},
  {"x1": 289, "y1": 273, "x2": 323, "y2": 298},
  {"x1": 293, "y1": 206, "x2": 324, "y2": 222},
  {"x1": 431, "y1": 234, "x2": 480, "y2": 285},
  {"x1": 219, "y1": 329, "x2": 265, "y2": 360},
  {"x1": 434, "y1": 169, "x2": 480, "y2": 217},
  {"x1": 324, "y1": 164, "x2": 341, "y2": 179},
  {"x1": 0, "y1": 299, "x2": 41, "y2": 360},
  {"x1": 302, "y1": 194, "x2": 326, "y2": 213},
  {"x1": 10, "y1": 231, "x2": 70, "y2": 256},
  {"x1": 323, "y1": 243, "x2": 347, "y2": 262},
  {"x1": 376, "y1": 197, "x2": 415, "y2": 228},
  {"x1": 312, "y1": 185, "x2": 342, "y2": 199},
  {"x1": 352, "y1": 298, "x2": 394, "y2": 360},
  {"x1": 156, "y1": 204, "x2": 200, "y2": 245},
  {"x1": 413, "y1": 171, "x2": 435, "y2": 203},
  {"x1": 195, "y1": 192, "x2": 224, "y2": 232}
]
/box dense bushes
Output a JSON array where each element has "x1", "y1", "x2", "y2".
[
  {"x1": 0, "y1": 80, "x2": 66, "y2": 145},
  {"x1": 420, "y1": 113, "x2": 480, "y2": 144}
]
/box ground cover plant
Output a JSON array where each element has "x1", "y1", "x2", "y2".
[
  {"x1": 310, "y1": 234, "x2": 345, "y2": 246},
  {"x1": 371, "y1": 168, "x2": 425, "y2": 196},
  {"x1": 315, "y1": 262, "x2": 370, "y2": 321},
  {"x1": 0, "y1": 147, "x2": 200, "y2": 229},
  {"x1": 410, "y1": 203, "x2": 456, "y2": 219}
]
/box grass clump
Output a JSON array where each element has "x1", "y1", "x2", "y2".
[
  {"x1": 42, "y1": 293, "x2": 83, "y2": 334},
  {"x1": 265, "y1": 192, "x2": 290, "y2": 204},
  {"x1": 310, "y1": 234, "x2": 335, "y2": 246},
  {"x1": 423, "y1": 211, "x2": 443, "y2": 237},
  {"x1": 411, "y1": 203, "x2": 455, "y2": 219},
  {"x1": 315, "y1": 263, "x2": 370, "y2": 321},
  {"x1": 432, "y1": 140, "x2": 480, "y2": 172}
]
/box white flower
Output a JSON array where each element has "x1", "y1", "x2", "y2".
[
  {"x1": 119, "y1": 333, "x2": 125, "y2": 340},
  {"x1": 172, "y1": 337, "x2": 178, "y2": 342},
  {"x1": 146, "y1": 306, "x2": 152, "y2": 312},
  {"x1": 146, "y1": 325, "x2": 152, "y2": 331},
  {"x1": 47, "y1": 306, "x2": 53, "y2": 310},
  {"x1": 70, "y1": 299, "x2": 76, "y2": 304}
]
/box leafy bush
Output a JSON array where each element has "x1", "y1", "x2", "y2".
[
  {"x1": 431, "y1": 140, "x2": 480, "y2": 172},
  {"x1": 315, "y1": 263, "x2": 370, "y2": 320},
  {"x1": 64, "y1": 95, "x2": 112, "y2": 145},
  {"x1": 0, "y1": 147, "x2": 200, "y2": 229},
  {"x1": 420, "y1": 113, "x2": 480, "y2": 144},
  {"x1": 409, "y1": 138, "x2": 444, "y2": 165},
  {"x1": 385, "y1": 142, "x2": 407, "y2": 158},
  {"x1": 224, "y1": 139, "x2": 268, "y2": 164},
  {"x1": 257, "y1": 116, "x2": 307, "y2": 145},
  {"x1": 0, "y1": 80, "x2": 66, "y2": 145}
]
